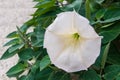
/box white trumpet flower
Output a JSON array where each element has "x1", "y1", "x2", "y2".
[{"x1": 44, "y1": 11, "x2": 102, "y2": 72}]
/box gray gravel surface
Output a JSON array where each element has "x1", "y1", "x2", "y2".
[{"x1": 0, "y1": 0, "x2": 35, "y2": 80}]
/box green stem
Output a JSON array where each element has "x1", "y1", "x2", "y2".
[
  {"x1": 70, "y1": 73, "x2": 79, "y2": 80},
  {"x1": 100, "y1": 42, "x2": 111, "y2": 76},
  {"x1": 85, "y1": 0, "x2": 91, "y2": 20}
]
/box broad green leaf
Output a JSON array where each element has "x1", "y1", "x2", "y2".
[
  {"x1": 101, "y1": 8, "x2": 120, "y2": 23},
  {"x1": 31, "y1": 60, "x2": 40, "y2": 73},
  {"x1": 33, "y1": 7, "x2": 56, "y2": 16},
  {"x1": 31, "y1": 26, "x2": 44, "y2": 47},
  {"x1": 7, "y1": 63, "x2": 27, "y2": 77},
  {"x1": 62, "y1": 0, "x2": 83, "y2": 11},
  {"x1": 6, "y1": 31, "x2": 18, "y2": 38},
  {"x1": 104, "y1": 65, "x2": 120, "y2": 80},
  {"x1": 32, "y1": 40, "x2": 43, "y2": 47},
  {"x1": 80, "y1": 69, "x2": 101, "y2": 80},
  {"x1": 95, "y1": 9, "x2": 106, "y2": 20},
  {"x1": 107, "y1": 43, "x2": 120, "y2": 65},
  {"x1": 40, "y1": 55, "x2": 51, "y2": 71},
  {"x1": 99, "y1": 23, "x2": 120, "y2": 43},
  {"x1": 35, "y1": 26, "x2": 44, "y2": 40},
  {"x1": 35, "y1": 68, "x2": 53, "y2": 80},
  {"x1": 3, "y1": 38, "x2": 19, "y2": 46},
  {"x1": 18, "y1": 48, "x2": 34, "y2": 61},
  {"x1": 8, "y1": 44, "x2": 24, "y2": 53},
  {"x1": 104, "y1": 65, "x2": 120, "y2": 73},
  {"x1": 20, "y1": 24, "x2": 30, "y2": 33},
  {"x1": 34, "y1": 0, "x2": 55, "y2": 8},
  {"x1": 0, "y1": 49, "x2": 17, "y2": 60},
  {"x1": 20, "y1": 72, "x2": 35, "y2": 80}
]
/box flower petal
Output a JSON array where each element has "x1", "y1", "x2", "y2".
[
  {"x1": 74, "y1": 11, "x2": 99, "y2": 38},
  {"x1": 44, "y1": 30, "x2": 65, "y2": 62},
  {"x1": 47, "y1": 12, "x2": 77, "y2": 34},
  {"x1": 54, "y1": 46, "x2": 88, "y2": 72},
  {"x1": 79, "y1": 37, "x2": 102, "y2": 68}
]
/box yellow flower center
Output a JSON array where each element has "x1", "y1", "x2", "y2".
[{"x1": 73, "y1": 33, "x2": 80, "y2": 40}]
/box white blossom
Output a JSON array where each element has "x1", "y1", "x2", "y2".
[{"x1": 44, "y1": 11, "x2": 102, "y2": 72}]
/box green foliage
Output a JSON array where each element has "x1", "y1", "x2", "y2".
[
  {"x1": 62, "y1": 0, "x2": 83, "y2": 11},
  {"x1": 7, "y1": 62, "x2": 28, "y2": 77},
  {"x1": 104, "y1": 65, "x2": 120, "y2": 80},
  {"x1": 40, "y1": 55, "x2": 51, "y2": 71},
  {"x1": 80, "y1": 69, "x2": 101, "y2": 80},
  {"x1": 1, "y1": 0, "x2": 120, "y2": 80},
  {"x1": 18, "y1": 48, "x2": 34, "y2": 61}
]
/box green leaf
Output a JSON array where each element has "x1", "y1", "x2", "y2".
[
  {"x1": 34, "y1": 0, "x2": 55, "y2": 8},
  {"x1": 99, "y1": 23, "x2": 120, "y2": 43},
  {"x1": 94, "y1": 44, "x2": 108, "y2": 68},
  {"x1": 0, "y1": 49, "x2": 17, "y2": 60},
  {"x1": 33, "y1": 6, "x2": 56, "y2": 16},
  {"x1": 40, "y1": 55, "x2": 51, "y2": 71},
  {"x1": 6, "y1": 31, "x2": 18, "y2": 38},
  {"x1": 18, "y1": 48, "x2": 34, "y2": 61},
  {"x1": 63, "y1": 0, "x2": 83, "y2": 11},
  {"x1": 17, "y1": 26, "x2": 29, "y2": 45},
  {"x1": 31, "y1": 26, "x2": 45, "y2": 47},
  {"x1": 20, "y1": 72, "x2": 35, "y2": 80},
  {"x1": 31, "y1": 60, "x2": 40, "y2": 73},
  {"x1": 101, "y1": 8, "x2": 120, "y2": 23},
  {"x1": 104, "y1": 65, "x2": 120, "y2": 80},
  {"x1": 8, "y1": 44, "x2": 24, "y2": 53},
  {"x1": 7, "y1": 63, "x2": 26, "y2": 77},
  {"x1": 32, "y1": 39, "x2": 43, "y2": 47},
  {"x1": 80, "y1": 69, "x2": 101, "y2": 80},
  {"x1": 20, "y1": 24, "x2": 30, "y2": 33},
  {"x1": 3, "y1": 38, "x2": 19, "y2": 46},
  {"x1": 95, "y1": 9, "x2": 106, "y2": 20},
  {"x1": 107, "y1": 43, "x2": 120, "y2": 65},
  {"x1": 35, "y1": 68, "x2": 53, "y2": 80},
  {"x1": 101, "y1": 42, "x2": 110, "y2": 69}
]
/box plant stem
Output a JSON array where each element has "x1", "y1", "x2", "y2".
[
  {"x1": 100, "y1": 42, "x2": 110, "y2": 77},
  {"x1": 85, "y1": 0, "x2": 91, "y2": 20},
  {"x1": 70, "y1": 73, "x2": 79, "y2": 80}
]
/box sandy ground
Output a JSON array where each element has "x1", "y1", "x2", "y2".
[{"x1": 0, "y1": 0, "x2": 35, "y2": 80}]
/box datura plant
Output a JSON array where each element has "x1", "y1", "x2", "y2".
[
  {"x1": 1, "y1": 0, "x2": 120, "y2": 80},
  {"x1": 44, "y1": 11, "x2": 102, "y2": 72}
]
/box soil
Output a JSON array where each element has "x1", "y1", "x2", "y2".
[{"x1": 0, "y1": 0, "x2": 35, "y2": 80}]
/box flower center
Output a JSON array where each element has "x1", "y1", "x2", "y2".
[{"x1": 73, "y1": 33, "x2": 80, "y2": 40}]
